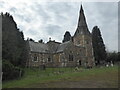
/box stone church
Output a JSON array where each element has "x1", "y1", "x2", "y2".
[{"x1": 26, "y1": 5, "x2": 95, "y2": 68}]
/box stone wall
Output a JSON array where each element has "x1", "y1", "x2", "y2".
[
  {"x1": 26, "y1": 34, "x2": 94, "y2": 68},
  {"x1": 73, "y1": 34, "x2": 95, "y2": 67}
]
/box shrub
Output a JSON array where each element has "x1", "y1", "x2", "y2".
[{"x1": 2, "y1": 60, "x2": 24, "y2": 81}]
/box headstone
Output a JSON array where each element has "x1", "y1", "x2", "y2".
[
  {"x1": 106, "y1": 64, "x2": 109, "y2": 67},
  {"x1": 111, "y1": 63, "x2": 113, "y2": 67},
  {"x1": 110, "y1": 61, "x2": 114, "y2": 67}
]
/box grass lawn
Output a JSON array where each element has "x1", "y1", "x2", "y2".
[{"x1": 3, "y1": 65, "x2": 119, "y2": 88}]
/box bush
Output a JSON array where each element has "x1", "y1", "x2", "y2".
[
  {"x1": 106, "y1": 52, "x2": 118, "y2": 63},
  {"x1": 2, "y1": 60, "x2": 24, "y2": 81}
]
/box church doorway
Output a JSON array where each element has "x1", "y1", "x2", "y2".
[
  {"x1": 77, "y1": 60, "x2": 81, "y2": 66},
  {"x1": 79, "y1": 60, "x2": 81, "y2": 66}
]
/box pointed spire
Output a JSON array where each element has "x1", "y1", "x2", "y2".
[
  {"x1": 74, "y1": 4, "x2": 90, "y2": 36},
  {"x1": 80, "y1": 4, "x2": 84, "y2": 13},
  {"x1": 78, "y1": 4, "x2": 87, "y2": 27}
]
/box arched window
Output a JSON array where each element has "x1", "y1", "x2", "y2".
[
  {"x1": 69, "y1": 55, "x2": 73, "y2": 61},
  {"x1": 79, "y1": 60, "x2": 81, "y2": 65},
  {"x1": 48, "y1": 57, "x2": 51, "y2": 62}
]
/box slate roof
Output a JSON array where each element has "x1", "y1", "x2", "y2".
[
  {"x1": 74, "y1": 5, "x2": 91, "y2": 36},
  {"x1": 57, "y1": 41, "x2": 71, "y2": 53},
  {"x1": 28, "y1": 40, "x2": 72, "y2": 53},
  {"x1": 46, "y1": 41, "x2": 61, "y2": 53},
  {"x1": 28, "y1": 41, "x2": 48, "y2": 53}
]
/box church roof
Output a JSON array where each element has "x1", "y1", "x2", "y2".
[
  {"x1": 46, "y1": 41, "x2": 61, "y2": 53},
  {"x1": 57, "y1": 41, "x2": 71, "y2": 53},
  {"x1": 74, "y1": 4, "x2": 91, "y2": 36},
  {"x1": 28, "y1": 40, "x2": 84, "y2": 53},
  {"x1": 28, "y1": 41, "x2": 48, "y2": 53},
  {"x1": 28, "y1": 40, "x2": 72, "y2": 53}
]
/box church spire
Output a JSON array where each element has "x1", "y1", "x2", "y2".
[
  {"x1": 74, "y1": 4, "x2": 90, "y2": 36},
  {"x1": 78, "y1": 4, "x2": 86, "y2": 27},
  {"x1": 80, "y1": 4, "x2": 83, "y2": 13}
]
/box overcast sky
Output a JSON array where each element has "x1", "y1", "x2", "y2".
[{"x1": 0, "y1": 0, "x2": 118, "y2": 52}]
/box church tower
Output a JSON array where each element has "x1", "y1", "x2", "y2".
[{"x1": 73, "y1": 5, "x2": 94, "y2": 67}]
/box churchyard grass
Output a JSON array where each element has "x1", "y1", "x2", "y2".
[{"x1": 3, "y1": 65, "x2": 118, "y2": 88}]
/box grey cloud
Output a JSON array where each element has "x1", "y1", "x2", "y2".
[
  {"x1": 9, "y1": 7, "x2": 17, "y2": 13},
  {"x1": 44, "y1": 24, "x2": 62, "y2": 35},
  {"x1": 0, "y1": 1, "x2": 5, "y2": 8},
  {"x1": 27, "y1": 29, "x2": 40, "y2": 36},
  {"x1": 15, "y1": 14, "x2": 31, "y2": 23},
  {"x1": 30, "y1": 2, "x2": 51, "y2": 23},
  {"x1": 95, "y1": 2, "x2": 117, "y2": 23},
  {"x1": 47, "y1": 2, "x2": 71, "y2": 14},
  {"x1": 46, "y1": 2, "x2": 74, "y2": 21}
]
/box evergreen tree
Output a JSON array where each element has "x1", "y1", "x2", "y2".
[
  {"x1": 29, "y1": 38, "x2": 35, "y2": 42},
  {"x1": 62, "y1": 31, "x2": 71, "y2": 43},
  {"x1": 2, "y1": 12, "x2": 26, "y2": 80},
  {"x1": 106, "y1": 52, "x2": 118, "y2": 63},
  {"x1": 92, "y1": 26, "x2": 107, "y2": 65},
  {"x1": 2, "y1": 12, "x2": 26, "y2": 66},
  {"x1": 38, "y1": 39, "x2": 43, "y2": 43}
]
